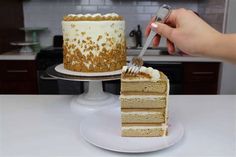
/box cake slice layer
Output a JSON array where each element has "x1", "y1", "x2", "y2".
[
  {"x1": 121, "y1": 81, "x2": 168, "y2": 94},
  {"x1": 122, "y1": 124, "x2": 167, "y2": 137},
  {"x1": 121, "y1": 108, "x2": 165, "y2": 123},
  {"x1": 120, "y1": 95, "x2": 166, "y2": 108}
]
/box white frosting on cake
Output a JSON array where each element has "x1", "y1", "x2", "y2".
[
  {"x1": 120, "y1": 95, "x2": 165, "y2": 99},
  {"x1": 122, "y1": 66, "x2": 160, "y2": 82},
  {"x1": 62, "y1": 18, "x2": 125, "y2": 67},
  {"x1": 122, "y1": 66, "x2": 128, "y2": 73},
  {"x1": 164, "y1": 79, "x2": 170, "y2": 136}
]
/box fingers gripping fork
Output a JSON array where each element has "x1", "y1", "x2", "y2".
[{"x1": 125, "y1": 4, "x2": 171, "y2": 75}]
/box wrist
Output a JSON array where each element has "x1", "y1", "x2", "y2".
[
  {"x1": 215, "y1": 34, "x2": 236, "y2": 63},
  {"x1": 201, "y1": 32, "x2": 223, "y2": 58}
]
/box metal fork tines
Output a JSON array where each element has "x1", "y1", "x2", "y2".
[
  {"x1": 126, "y1": 56, "x2": 144, "y2": 74},
  {"x1": 125, "y1": 4, "x2": 172, "y2": 75}
]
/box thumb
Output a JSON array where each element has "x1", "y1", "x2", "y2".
[{"x1": 151, "y1": 22, "x2": 175, "y2": 41}]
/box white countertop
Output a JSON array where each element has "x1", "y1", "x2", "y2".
[
  {"x1": 0, "y1": 51, "x2": 37, "y2": 60},
  {"x1": 1, "y1": 95, "x2": 235, "y2": 157}
]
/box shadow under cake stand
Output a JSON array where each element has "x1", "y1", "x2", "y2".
[{"x1": 47, "y1": 64, "x2": 121, "y2": 117}]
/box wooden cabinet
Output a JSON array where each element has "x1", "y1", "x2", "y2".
[
  {"x1": 0, "y1": 0, "x2": 24, "y2": 53},
  {"x1": 183, "y1": 62, "x2": 220, "y2": 94},
  {"x1": 0, "y1": 60, "x2": 38, "y2": 94}
]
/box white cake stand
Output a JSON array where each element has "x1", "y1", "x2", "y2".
[{"x1": 47, "y1": 64, "x2": 121, "y2": 117}]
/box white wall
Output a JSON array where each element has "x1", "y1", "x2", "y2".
[
  {"x1": 220, "y1": 0, "x2": 236, "y2": 94},
  {"x1": 23, "y1": 0, "x2": 198, "y2": 48}
]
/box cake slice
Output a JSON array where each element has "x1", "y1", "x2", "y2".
[
  {"x1": 122, "y1": 124, "x2": 168, "y2": 137},
  {"x1": 120, "y1": 66, "x2": 169, "y2": 137}
]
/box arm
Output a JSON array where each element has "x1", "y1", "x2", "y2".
[
  {"x1": 209, "y1": 34, "x2": 236, "y2": 63},
  {"x1": 146, "y1": 8, "x2": 236, "y2": 63}
]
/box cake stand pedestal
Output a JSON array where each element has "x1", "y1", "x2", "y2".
[
  {"x1": 20, "y1": 27, "x2": 48, "y2": 53},
  {"x1": 47, "y1": 65, "x2": 120, "y2": 117},
  {"x1": 10, "y1": 41, "x2": 39, "y2": 54},
  {"x1": 70, "y1": 81, "x2": 118, "y2": 117}
]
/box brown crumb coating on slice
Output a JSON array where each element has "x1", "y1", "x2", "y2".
[{"x1": 121, "y1": 72, "x2": 168, "y2": 81}]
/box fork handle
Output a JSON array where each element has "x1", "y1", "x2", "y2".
[
  {"x1": 138, "y1": 5, "x2": 171, "y2": 58},
  {"x1": 138, "y1": 30, "x2": 157, "y2": 58}
]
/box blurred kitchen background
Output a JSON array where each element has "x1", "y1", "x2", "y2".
[{"x1": 0, "y1": 0, "x2": 235, "y2": 95}]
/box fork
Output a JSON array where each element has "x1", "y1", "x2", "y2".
[{"x1": 125, "y1": 4, "x2": 172, "y2": 74}]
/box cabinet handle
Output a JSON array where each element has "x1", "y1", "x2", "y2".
[
  {"x1": 192, "y1": 72, "x2": 214, "y2": 75},
  {"x1": 7, "y1": 70, "x2": 28, "y2": 73}
]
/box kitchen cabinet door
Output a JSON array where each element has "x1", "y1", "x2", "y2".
[
  {"x1": 183, "y1": 62, "x2": 220, "y2": 94},
  {"x1": 0, "y1": 60, "x2": 38, "y2": 94}
]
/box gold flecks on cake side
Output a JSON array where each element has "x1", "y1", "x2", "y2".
[
  {"x1": 63, "y1": 40, "x2": 126, "y2": 72},
  {"x1": 62, "y1": 13, "x2": 126, "y2": 72}
]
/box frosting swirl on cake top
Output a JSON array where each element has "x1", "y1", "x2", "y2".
[{"x1": 63, "y1": 13, "x2": 123, "y2": 21}]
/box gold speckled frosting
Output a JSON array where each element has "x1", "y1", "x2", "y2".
[{"x1": 62, "y1": 13, "x2": 126, "y2": 72}]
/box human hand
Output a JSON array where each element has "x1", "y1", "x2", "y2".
[{"x1": 145, "y1": 8, "x2": 222, "y2": 56}]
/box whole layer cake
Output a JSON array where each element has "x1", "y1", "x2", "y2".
[
  {"x1": 62, "y1": 13, "x2": 126, "y2": 72},
  {"x1": 120, "y1": 66, "x2": 169, "y2": 137}
]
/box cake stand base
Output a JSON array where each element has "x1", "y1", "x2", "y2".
[
  {"x1": 47, "y1": 65, "x2": 121, "y2": 117},
  {"x1": 70, "y1": 81, "x2": 119, "y2": 117}
]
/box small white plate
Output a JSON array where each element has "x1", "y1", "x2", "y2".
[
  {"x1": 80, "y1": 106, "x2": 184, "y2": 153},
  {"x1": 55, "y1": 64, "x2": 122, "y2": 77}
]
